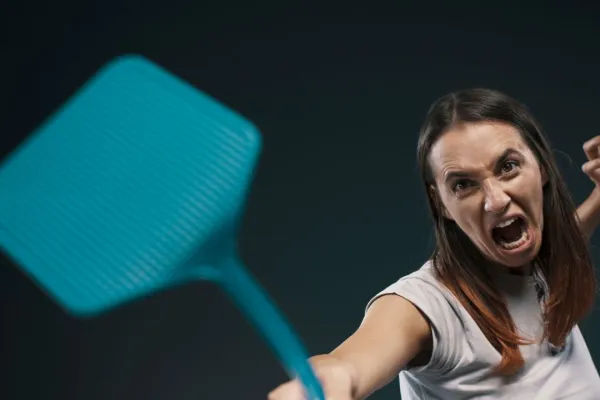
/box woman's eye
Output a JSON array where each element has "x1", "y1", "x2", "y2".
[
  {"x1": 453, "y1": 179, "x2": 472, "y2": 192},
  {"x1": 501, "y1": 160, "x2": 519, "y2": 174}
]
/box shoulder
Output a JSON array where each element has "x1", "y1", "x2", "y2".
[
  {"x1": 365, "y1": 260, "x2": 455, "y2": 312},
  {"x1": 365, "y1": 260, "x2": 467, "y2": 373}
]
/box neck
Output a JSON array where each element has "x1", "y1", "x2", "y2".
[{"x1": 489, "y1": 261, "x2": 533, "y2": 276}]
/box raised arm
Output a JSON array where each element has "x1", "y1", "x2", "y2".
[
  {"x1": 576, "y1": 188, "x2": 600, "y2": 239},
  {"x1": 267, "y1": 295, "x2": 431, "y2": 400}
]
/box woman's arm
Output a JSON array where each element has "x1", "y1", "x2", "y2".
[
  {"x1": 576, "y1": 187, "x2": 600, "y2": 239},
  {"x1": 329, "y1": 295, "x2": 432, "y2": 399},
  {"x1": 267, "y1": 295, "x2": 431, "y2": 400}
]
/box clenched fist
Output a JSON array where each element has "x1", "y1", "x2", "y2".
[
  {"x1": 268, "y1": 356, "x2": 356, "y2": 400},
  {"x1": 582, "y1": 136, "x2": 600, "y2": 187}
]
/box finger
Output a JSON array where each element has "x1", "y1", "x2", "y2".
[
  {"x1": 268, "y1": 379, "x2": 306, "y2": 400},
  {"x1": 582, "y1": 158, "x2": 600, "y2": 176},
  {"x1": 583, "y1": 136, "x2": 600, "y2": 161}
]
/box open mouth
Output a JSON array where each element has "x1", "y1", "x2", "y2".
[{"x1": 491, "y1": 217, "x2": 529, "y2": 250}]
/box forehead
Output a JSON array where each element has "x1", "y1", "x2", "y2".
[{"x1": 429, "y1": 122, "x2": 531, "y2": 176}]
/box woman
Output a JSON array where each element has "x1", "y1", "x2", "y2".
[{"x1": 268, "y1": 88, "x2": 600, "y2": 399}]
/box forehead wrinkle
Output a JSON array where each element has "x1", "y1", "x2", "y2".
[
  {"x1": 439, "y1": 144, "x2": 526, "y2": 182},
  {"x1": 439, "y1": 156, "x2": 486, "y2": 180},
  {"x1": 428, "y1": 122, "x2": 532, "y2": 184}
]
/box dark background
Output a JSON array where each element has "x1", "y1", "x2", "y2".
[{"x1": 2, "y1": 2, "x2": 600, "y2": 399}]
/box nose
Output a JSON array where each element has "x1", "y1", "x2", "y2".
[{"x1": 483, "y1": 180, "x2": 511, "y2": 214}]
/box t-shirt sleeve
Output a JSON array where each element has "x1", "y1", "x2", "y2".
[{"x1": 365, "y1": 276, "x2": 462, "y2": 374}]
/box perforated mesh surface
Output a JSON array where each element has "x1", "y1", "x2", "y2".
[{"x1": 0, "y1": 55, "x2": 261, "y2": 315}]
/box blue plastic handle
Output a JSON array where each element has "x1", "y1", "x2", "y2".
[{"x1": 217, "y1": 256, "x2": 325, "y2": 400}]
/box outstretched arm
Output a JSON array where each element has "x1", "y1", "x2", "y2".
[
  {"x1": 577, "y1": 136, "x2": 600, "y2": 239},
  {"x1": 268, "y1": 295, "x2": 432, "y2": 400}
]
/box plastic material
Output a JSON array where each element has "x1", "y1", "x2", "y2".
[{"x1": 0, "y1": 55, "x2": 324, "y2": 400}]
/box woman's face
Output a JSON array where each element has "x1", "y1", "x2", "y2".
[{"x1": 428, "y1": 121, "x2": 547, "y2": 268}]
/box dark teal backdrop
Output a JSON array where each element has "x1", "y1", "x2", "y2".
[{"x1": 2, "y1": 2, "x2": 600, "y2": 399}]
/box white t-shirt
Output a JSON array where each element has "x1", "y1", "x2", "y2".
[{"x1": 365, "y1": 261, "x2": 600, "y2": 399}]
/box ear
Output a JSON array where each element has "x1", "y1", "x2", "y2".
[{"x1": 429, "y1": 185, "x2": 453, "y2": 220}]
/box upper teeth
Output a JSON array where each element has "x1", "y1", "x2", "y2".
[{"x1": 495, "y1": 217, "x2": 517, "y2": 228}]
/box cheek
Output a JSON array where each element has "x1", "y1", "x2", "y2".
[
  {"x1": 531, "y1": 185, "x2": 545, "y2": 218},
  {"x1": 522, "y1": 171, "x2": 545, "y2": 204},
  {"x1": 445, "y1": 199, "x2": 483, "y2": 235}
]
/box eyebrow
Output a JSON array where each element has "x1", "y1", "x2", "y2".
[{"x1": 443, "y1": 148, "x2": 523, "y2": 184}]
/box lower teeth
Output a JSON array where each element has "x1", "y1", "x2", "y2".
[{"x1": 500, "y1": 231, "x2": 528, "y2": 250}]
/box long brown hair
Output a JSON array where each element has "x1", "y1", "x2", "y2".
[{"x1": 417, "y1": 88, "x2": 597, "y2": 375}]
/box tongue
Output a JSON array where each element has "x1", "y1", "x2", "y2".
[{"x1": 496, "y1": 221, "x2": 522, "y2": 242}]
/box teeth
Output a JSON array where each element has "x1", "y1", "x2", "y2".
[
  {"x1": 499, "y1": 231, "x2": 529, "y2": 250},
  {"x1": 495, "y1": 217, "x2": 517, "y2": 229}
]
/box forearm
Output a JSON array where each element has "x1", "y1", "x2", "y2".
[
  {"x1": 326, "y1": 347, "x2": 401, "y2": 400},
  {"x1": 301, "y1": 296, "x2": 430, "y2": 400},
  {"x1": 576, "y1": 187, "x2": 600, "y2": 239},
  {"x1": 306, "y1": 353, "x2": 363, "y2": 399},
  {"x1": 326, "y1": 347, "x2": 399, "y2": 400}
]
